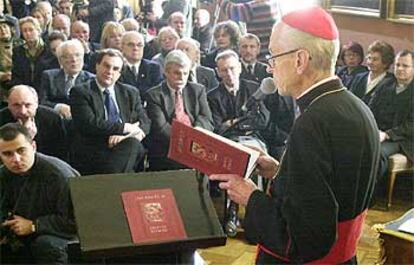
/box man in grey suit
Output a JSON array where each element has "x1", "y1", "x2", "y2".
[
  {"x1": 40, "y1": 39, "x2": 94, "y2": 120},
  {"x1": 70, "y1": 49, "x2": 150, "y2": 175},
  {"x1": 146, "y1": 50, "x2": 214, "y2": 171},
  {"x1": 176, "y1": 37, "x2": 219, "y2": 92}
]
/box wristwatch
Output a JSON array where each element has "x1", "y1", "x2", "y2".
[{"x1": 31, "y1": 223, "x2": 36, "y2": 233}]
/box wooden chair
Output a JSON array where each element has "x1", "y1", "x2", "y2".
[{"x1": 387, "y1": 153, "x2": 414, "y2": 209}]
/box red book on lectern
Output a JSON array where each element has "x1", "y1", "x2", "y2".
[
  {"x1": 121, "y1": 188, "x2": 187, "y2": 244},
  {"x1": 168, "y1": 120, "x2": 260, "y2": 178}
]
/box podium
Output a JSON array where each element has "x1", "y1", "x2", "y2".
[
  {"x1": 69, "y1": 170, "x2": 226, "y2": 263},
  {"x1": 375, "y1": 208, "x2": 414, "y2": 265}
]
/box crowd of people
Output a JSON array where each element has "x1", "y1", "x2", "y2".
[{"x1": 0, "y1": 0, "x2": 412, "y2": 264}]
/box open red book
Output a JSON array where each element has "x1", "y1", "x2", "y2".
[
  {"x1": 168, "y1": 120, "x2": 260, "y2": 178},
  {"x1": 121, "y1": 188, "x2": 187, "y2": 244}
]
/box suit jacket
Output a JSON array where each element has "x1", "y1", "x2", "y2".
[
  {"x1": 196, "y1": 65, "x2": 219, "y2": 92},
  {"x1": 40, "y1": 69, "x2": 95, "y2": 108},
  {"x1": 192, "y1": 25, "x2": 213, "y2": 54},
  {"x1": 70, "y1": 79, "x2": 151, "y2": 148},
  {"x1": 240, "y1": 61, "x2": 271, "y2": 84},
  {"x1": 11, "y1": 43, "x2": 49, "y2": 91},
  {"x1": 0, "y1": 105, "x2": 67, "y2": 160},
  {"x1": 349, "y1": 71, "x2": 395, "y2": 105},
  {"x1": 207, "y1": 79, "x2": 270, "y2": 137},
  {"x1": 118, "y1": 59, "x2": 163, "y2": 96},
  {"x1": 145, "y1": 81, "x2": 214, "y2": 157},
  {"x1": 88, "y1": 0, "x2": 115, "y2": 43},
  {"x1": 374, "y1": 80, "x2": 414, "y2": 161}
]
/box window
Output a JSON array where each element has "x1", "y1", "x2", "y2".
[{"x1": 326, "y1": 0, "x2": 414, "y2": 23}]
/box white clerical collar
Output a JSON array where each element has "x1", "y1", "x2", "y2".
[{"x1": 297, "y1": 76, "x2": 339, "y2": 99}]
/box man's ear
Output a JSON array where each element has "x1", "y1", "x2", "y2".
[
  {"x1": 296, "y1": 50, "x2": 311, "y2": 75},
  {"x1": 32, "y1": 141, "x2": 37, "y2": 152}
]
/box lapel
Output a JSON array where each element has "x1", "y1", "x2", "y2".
[
  {"x1": 138, "y1": 60, "x2": 146, "y2": 81},
  {"x1": 161, "y1": 82, "x2": 175, "y2": 119},
  {"x1": 113, "y1": 82, "x2": 128, "y2": 121},
  {"x1": 90, "y1": 80, "x2": 106, "y2": 118},
  {"x1": 182, "y1": 84, "x2": 192, "y2": 120},
  {"x1": 55, "y1": 70, "x2": 66, "y2": 94}
]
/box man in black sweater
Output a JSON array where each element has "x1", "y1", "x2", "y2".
[{"x1": 0, "y1": 123, "x2": 79, "y2": 264}]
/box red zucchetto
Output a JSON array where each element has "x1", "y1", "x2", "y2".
[{"x1": 282, "y1": 6, "x2": 339, "y2": 40}]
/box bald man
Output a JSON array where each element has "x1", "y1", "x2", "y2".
[{"x1": 0, "y1": 85, "x2": 67, "y2": 160}]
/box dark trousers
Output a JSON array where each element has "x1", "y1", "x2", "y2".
[
  {"x1": 72, "y1": 137, "x2": 146, "y2": 175},
  {"x1": 376, "y1": 141, "x2": 401, "y2": 197},
  {"x1": 1, "y1": 234, "x2": 69, "y2": 264}
]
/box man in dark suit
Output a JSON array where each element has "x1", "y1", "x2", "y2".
[
  {"x1": 207, "y1": 50, "x2": 269, "y2": 138},
  {"x1": 70, "y1": 49, "x2": 150, "y2": 175},
  {"x1": 239, "y1": 33, "x2": 271, "y2": 84},
  {"x1": 119, "y1": 31, "x2": 163, "y2": 97},
  {"x1": 374, "y1": 50, "x2": 414, "y2": 199},
  {"x1": 192, "y1": 9, "x2": 213, "y2": 56},
  {"x1": 0, "y1": 85, "x2": 67, "y2": 160},
  {"x1": 146, "y1": 50, "x2": 214, "y2": 171},
  {"x1": 176, "y1": 37, "x2": 219, "y2": 92},
  {"x1": 40, "y1": 39, "x2": 95, "y2": 120}
]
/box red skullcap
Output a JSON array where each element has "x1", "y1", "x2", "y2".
[{"x1": 282, "y1": 6, "x2": 339, "y2": 40}]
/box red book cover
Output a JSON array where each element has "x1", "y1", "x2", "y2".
[
  {"x1": 121, "y1": 188, "x2": 187, "y2": 244},
  {"x1": 167, "y1": 120, "x2": 259, "y2": 178}
]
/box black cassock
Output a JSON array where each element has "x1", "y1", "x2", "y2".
[{"x1": 243, "y1": 78, "x2": 380, "y2": 264}]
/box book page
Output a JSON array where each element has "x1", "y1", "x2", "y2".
[{"x1": 398, "y1": 218, "x2": 414, "y2": 234}]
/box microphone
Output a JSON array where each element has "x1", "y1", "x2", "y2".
[{"x1": 241, "y1": 77, "x2": 277, "y2": 112}]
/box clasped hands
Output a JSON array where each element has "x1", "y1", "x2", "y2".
[
  {"x1": 108, "y1": 121, "x2": 145, "y2": 148},
  {"x1": 1, "y1": 215, "x2": 34, "y2": 243}
]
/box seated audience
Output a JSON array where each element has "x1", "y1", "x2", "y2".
[
  {"x1": 57, "y1": 0, "x2": 73, "y2": 18},
  {"x1": 38, "y1": 30, "x2": 67, "y2": 73},
  {"x1": 349, "y1": 40, "x2": 395, "y2": 105},
  {"x1": 0, "y1": 123, "x2": 78, "y2": 264},
  {"x1": 0, "y1": 85, "x2": 67, "y2": 160},
  {"x1": 30, "y1": 7, "x2": 48, "y2": 39},
  {"x1": 51, "y1": 13, "x2": 70, "y2": 38},
  {"x1": 336, "y1": 41, "x2": 368, "y2": 88},
  {"x1": 202, "y1": 20, "x2": 241, "y2": 70},
  {"x1": 239, "y1": 33, "x2": 271, "y2": 84},
  {"x1": 70, "y1": 49, "x2": 150, "y2": 175},
  {"x1": 70, "y1": 20, "x2": 100, "y2": 71},
  {"x1": 146, "y1": 50, "x2": 214, "y2": 171},
  {"x1": 373, "y1": 50, "x2": 414, "y2": 200},
  {"x1": 207, "y1": 50, "x2": 269, "y2": 138},
  {"x1": 11, "y1": 16, "x2": 49, "y2": 91},
  {"x1": 168, "y1": 11, "x2": 186, "y2": 38},
  {"x1": 119, "y1": 31, "x2": 162, "y2": 96},
  {"x1": 151, "y1": 26, "x2": 180, "y2": 73},
  {"x1": 121, "y1": 17, "x2": 140, "y2": 32},
  {"x1": 192, "y1": 8, "x2": 213, "y2": 57},
  {"x1": 40, "y1": 39, "x2": 95, "y2": 120},
  {"x1": 176, "y1": 37, "x2": 219, "y2": 92},
  {"x1": 100, "y1": 21, "x2": 125, "y2": 50}
]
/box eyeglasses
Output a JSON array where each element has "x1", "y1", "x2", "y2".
[{"x1": 266, "y1": 49, "x2": 299, "y2": 68}]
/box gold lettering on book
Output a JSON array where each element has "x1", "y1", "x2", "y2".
[
  {"x1": 142, "y1": 203, "x2": 165, "y2": 223},
  {"x1": 222, "y1": 157, "x2": 233, "y2": 170},
  {"x1": 190, "y1": 141, "x2": 218, "y2": 163}
]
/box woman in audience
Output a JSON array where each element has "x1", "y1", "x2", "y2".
[
  {"x1": 151, "y1": 26, "x2": 180, "y2": 73},
  {"x1": 202, "y1": 20, "x2": 241, "y2": 70},
  {"x1": 349, "y1": 40, "x2": 395, "y2": 105},
  {"x1": 336, "y1": 41, "x2": 368, "y2": 88},
  {"x1": 100, "y1": 21, "x2": 125, "y2": 50},
  {"x1": 11, "y1": 16, "x2": 49, "y2": 92},
  {"x1": 31, "y1": 7, "x2": 48, "y2": 37}
]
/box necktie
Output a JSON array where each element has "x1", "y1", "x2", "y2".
[
  {"x1": 131, "y1": 65, "x2": 138, "y2": 76},
  {"x1": 65, "y1": 75, "x2": 75, "y2": 96},
  {"x1": 104, "y1": 89, "x2": 120, "y2": 123},
  {"x1": 174, "y1": 91, "x2": 192, "y2": 126},
  {"x1": 247, "y1": 64, "x2": 253, "y2": 75}
]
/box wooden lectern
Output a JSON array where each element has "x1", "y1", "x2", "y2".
[{"x1": 69, "y1": 170, "x2": 226, "y2": 264}]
